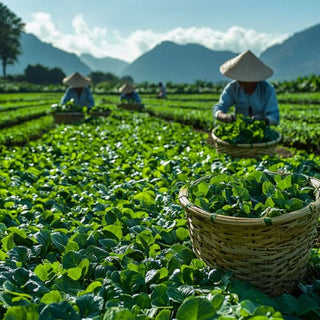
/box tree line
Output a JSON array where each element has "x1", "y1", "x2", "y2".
[{"x1": 7, "y1": 64, "x2": 134, "y2": 87}]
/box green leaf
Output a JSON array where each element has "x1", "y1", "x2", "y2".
[
  {"x1": 286, "y1": 198, "x2": 305, "y2": 212},
  {"x1": 296, "y1": 294, "x2": 320, "y2": 315},
  {"x1": 34, "y1": 263, "x2": 52, "y2": 282},
  {"x1": 39, "y1": 301, "x2": 79, "y2": 320},
  {"x1": 62, "y1": 251, "x2": 81, "y2": 269},
  {"x1": 41, "y1": 290, "x2": 62, "y2": 304},
  {"x1": 51, "y1": 232, "x2": 68, "y2": 252},
  {"x1": 134, "y1": 191, "x2": 155, "y2": 206},
  {"x1": 262, "y1": 181, "x2": 275, "y2": 197},
  {"x1": 4, "y1": 305, "x2": 39, "y2": 320},
  {"x1": 167, "y1": 285, "x2": 195, "y2": 303},
  {"x1": 155, "y1": 309, "x2": 172, "y2": 320},
  {"x1": 277, "y1": 175, "x2": 292, "y2": 191},
  {"x1": 233, "y1": 185, "x2": 250, "y2": 201},
  {"x1": 103, "y1": 225, "x2": 123, "y2": 241},
  {"x1": 176, "y1": 227, "x2": 189, "y2": 240},
  {"x1": 53, "y1": 274, "x2": 82, "y2": 294},
  {"x1": 103, "y1": 307, "x2": 137, "y2": 320},
  {"x1": 76, "y1": 293, "x2": 104, "y2": 317},
  {"x1": 151, "y1": 283, "x2": 170, "y2": 306},
  {"x1": 278, "y1": 294, "x2": 298, "y2": 314},
  {"x1": 12, "y1": 267, "x2": 29, "y2": 285},
  {"x1": 119, "y1": 270, "x2": 146, "y2": 294},
  {"x1": 193, "y1": 181, "x2": 209, "y2": 197},
  {"x1": 132, "y1": 292, "x2": 151, "y2": 309},
  {"x1": 1, "y1": 234, "x2": 15, "y2": 252},
  {"x1": 84, "y1": 281, "x2": 103, "y2": 293},
  {"x1": 240, "y1": 300, "x2": 256, "y2": 316},
  {"x1": 176, "y1": 296, "x2": 216, "y2": 320},
  {"x1": 66, "y1": 259, "x2": 89, "y2": 280}
]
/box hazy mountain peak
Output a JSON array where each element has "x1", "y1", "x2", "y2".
[
  {"x1": 260, "y1": 22, "x2": 320, "y2": 81},
  {"x1": 7, "y1": 22, "x2": 320, "y2": 82}
]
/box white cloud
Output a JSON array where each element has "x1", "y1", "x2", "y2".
[
  {"x1": 25, "y1": 12, "x2": 60, "y2": 40},
  {"x1": 25, "y1": 12, "x2": 289, "y2": 62}
]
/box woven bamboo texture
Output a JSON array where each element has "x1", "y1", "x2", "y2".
[
  {"x1": 53, "y1": 112, "x2": 84, "y2": 124},
  {"x1": 179, "y1": 175, "x2": 320, "y2": 296},
  {"x1": 212, "y1": 128, "x2": 282, "y2": 158},
  {"x1": 117, "y1": 103, "x2": 145, "y2": 111}
]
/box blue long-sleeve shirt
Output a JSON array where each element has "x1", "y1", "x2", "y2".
[
  {"x1": 120, "y1": 91, "x2": 141, "y2": 103},
  {"x1": 60, "y1": 87, "x2": 95, "y2": 109},
  {"x1": 213, "y1": 80, "x2": 280, "y2": 125}
]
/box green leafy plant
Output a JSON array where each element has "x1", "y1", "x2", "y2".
[
  {"x1": 188, "y1": 171, "x2": 315, "y2": 218},
  {"x1": 215, "y1": 115, "x2": 279, "y2": 144},
  {"x1": 51, "y1": 99, "x2": 85, "y2": 113}
]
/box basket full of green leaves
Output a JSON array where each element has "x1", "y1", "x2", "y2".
[
  {"x1": 51, "y1": 100, "x2": 85, "y2": 124},
  {"x1": 212, "y1": 115, "x2": 281, "y2": 158},
  {"x1": 179, "y1": 170, "x2": 320, "y2": 296}
]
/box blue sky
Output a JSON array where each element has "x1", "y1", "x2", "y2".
[{"x1": 1, "y1": 0, "x2": 320, "y2": 62}]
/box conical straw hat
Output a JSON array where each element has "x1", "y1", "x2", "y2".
[
  {"x1": 119, "y1": 83, "x2": 136, "y2": 94},
  {"x1": 220, "y1": 50, "x2": 273, "y2": 81},
  {"x1": 62, "y1": 72, "x2": 91, "y2": 88}
]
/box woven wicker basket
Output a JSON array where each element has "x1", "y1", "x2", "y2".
[
  {"x1": 53, "y1": 112, "x2": 84, "y2": 124},
  {"x1": 212, "y1": 127, "x2": 282, "y2": 158},
  {"x1": 179, "y1": 174, "x2": 320, "y2": 296},
  {"x1": 117, "y1": 103, "x2": 145, "y2": 111}
]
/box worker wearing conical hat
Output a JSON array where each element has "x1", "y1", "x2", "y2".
[
  {"x1": 60, "y1": 72, "x2": 95, "y2": 109},
  {"x1": 213, "y1": 50, "x2": 279, "y2": 126},
  {"x1": 119, "y1": 83, "x2": 141, "y2": 104}
]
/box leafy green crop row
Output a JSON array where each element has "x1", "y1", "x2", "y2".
[
  {"x1": 0, "y1": 100, "x2": 56, "y2": 112},
  {"x1": 0, "y1": 92, "x2": 61, "y2": 103},
  {"x1": 1, "y1": 107, "x2": 320, "y2": 319},
  {"x1": 0, "y1": 105, "x2": 51, "y2": 129},
  {"x1": 0, "y1": 115, "x2": 54, "y2": 147}
]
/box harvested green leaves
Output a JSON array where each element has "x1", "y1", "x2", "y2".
[
  {"x1": 188, "y1": 171, "x2": 315, "y2": 218},
  {"x1": 215, "y1": 115, "x2": 279, "y2": 144}
]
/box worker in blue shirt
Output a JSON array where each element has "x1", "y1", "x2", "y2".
[
  {"x1": 157, "y1": 82, "x2": 167, "y2": 99},
  {"x1": 119, "y1": 83, "x2": 141, "y2": 104},
  {"x1": 213, "y1": 50, "x2": 279, "y2": 126},
  {"x1": 60, "y1": 72, "x2": 95, "y2": 109}
]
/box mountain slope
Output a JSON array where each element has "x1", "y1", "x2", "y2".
[
  {"x1": 7, "y1": 33, "x2": 91, "y2": 76},
  {"x1": 120, "y1": 41, "x2": 237, "y2": 83},
  {"x1": 7, "y1": 21, "x2": 320, "y2": 83},
  {"x1": 79, "y1": 54, "x2": 128, "y2": 75},
  {"x1": 260, "y1": 23, "x2": 320, "y2": 81}
]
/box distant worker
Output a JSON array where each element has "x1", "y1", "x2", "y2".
[
  {"x1": 213, "y1": 50, "x2": 280, "y2": 126},
  {"x1": 119, "y1": 83, "x2": 141, "y2": 104},
  {"x1": 60, "y1": 72, "x2": 94, "y2": 109},
  {"x1": 157, "y1": 82, "x2": 167, "y2": 99}
]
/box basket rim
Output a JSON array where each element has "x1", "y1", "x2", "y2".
[
  {"x1": 212, "y1": 127, "x2": 282, "y2": 148},
  {"x1": 179, "y1": 173, "x2": 320, "y2": 226}
]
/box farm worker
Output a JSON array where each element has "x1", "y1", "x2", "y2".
[
  {"x1": 213, "y1": 50, "x2": 280, "y2": 126},
  {"x1": 119, "y1": 83, "x2": 142, "y2": 103},
  {"x1": 60, "y1": 72, "x2": 95, "y2": 109},
  {"x1": 157, "y1": 82, "x2": 167, "y2": 99}
]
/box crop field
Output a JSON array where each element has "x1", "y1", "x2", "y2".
[{"x1": 1, "y1": 91, "x2": 320, "y2": 319}]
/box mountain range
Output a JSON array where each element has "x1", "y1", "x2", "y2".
[
  {"x1": 118, "y1": 41, "x2": 235, "y2": 83},
  {"x1": 6, "y1": 22, "x2": 320, "y2": 83},
  {"x1": 7, "y1": 33, "x2": 91, "y2": 76},
  {"x1": 261, "y1": 23, "x2": 320, "y2": 81}
]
